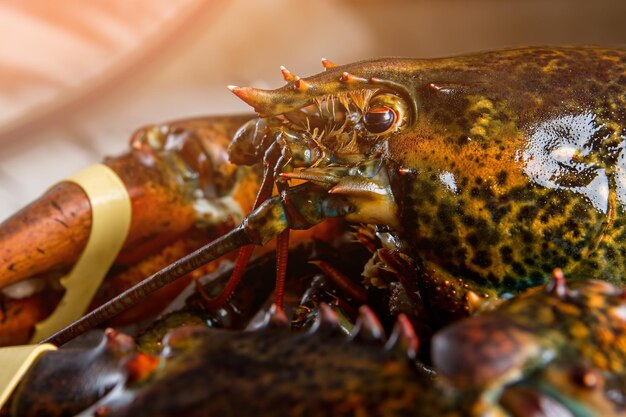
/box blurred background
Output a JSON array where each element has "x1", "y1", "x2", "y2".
[{"x1": 0, "y1": 0, "x2": 624, "y2": 220}]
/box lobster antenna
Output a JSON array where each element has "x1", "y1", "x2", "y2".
[
  {"x1": 39, "y1": 225, "x2": 253, "y2": 346},
  {"x1": 196, "y1": 161, "x2": 277, "y2": 310}
]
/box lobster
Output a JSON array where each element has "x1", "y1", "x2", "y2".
[
  {"x1": 3, "y1": 274, "x2": 625, "y2": 416},
  {"x1": 0, "y1": 45, "x2": 625, "y2": 415},
  {"x1": 20, "y1": 45, "x2": 621, "y2": 346}
]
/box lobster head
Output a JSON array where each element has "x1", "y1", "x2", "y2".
[{"x1": 225, "y1": 58, "x2": 435, "y2": 230}]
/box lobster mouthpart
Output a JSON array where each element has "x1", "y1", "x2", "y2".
[{"x1": 279, "y1": 159, "x2": 400, "y2": 228}]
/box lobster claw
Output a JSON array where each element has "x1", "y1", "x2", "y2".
[{"x1": 0, "y1": 116, "x2": 261, "y2": 345}]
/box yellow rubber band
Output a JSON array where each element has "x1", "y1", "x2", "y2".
[
  {"x1": 0, "y1": 343, "x2": 57, "y2": 409},
  {"x1": 30, "y1": 164, "x2": 131, "y2": 342}
]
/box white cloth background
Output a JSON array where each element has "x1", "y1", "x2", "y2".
[{"x1": 0, "y1": 0, "x2": 624, "y2": 220}]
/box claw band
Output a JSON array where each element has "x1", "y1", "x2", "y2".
[
  {"x1": 0, "y1": 343, "x2": 57, "y2": 408},
  {"x1": 30, "y1": 164, "x2": 131, "y2": 342}
]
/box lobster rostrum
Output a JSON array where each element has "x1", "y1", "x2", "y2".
[{"x1": 41, "y1": 46, "x2": 625, "y2": 345}]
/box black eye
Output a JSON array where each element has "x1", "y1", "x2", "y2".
[{"x1": 363, "y1": 106, "x2": 396, "y2": 134}]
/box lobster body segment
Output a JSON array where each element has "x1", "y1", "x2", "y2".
[{"x1": 386, "y1": 47, "x2": 626, "y2": 298}]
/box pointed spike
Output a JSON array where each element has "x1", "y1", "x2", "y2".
[
  {"x1": 307, "y1": 302, "x2": 347, "y2": 338},
  {"x1": 226, "y1": 80, "x2": 318, "y2": 117},
  {"x1": 547, "y1": 268, "x2": 568, "y2": 298},
  {"x1": 338, "y1": 72, "x2": 369, "y2": 84},
  {"x1": 294, "y1": 76, "x2": 310, "y2": 92},
  {"x1": 264, "y1": 303, "x2": 290, "y2": 329},
  {"x1": 321, "y1": 58, "x2": 337, "y2": 69},
  {"x1": 227, "y1": 85, "x2": 259, "y2": 103},
  {"x1": 340, "y1": 71, "x2": 353, "y2": 83},
  {"x1": 226, "y1": 85, "x2": 278, "y2": 115},
  {"x1": 104, "y1": 328, "x2": 136, "y2": 353},
  {"x1": 280, "y1": 65, "x2": 296, "y2": 82},
  {"x1": 105, "y1": 327, "x2": 118, "y2": 341},
  {"x1": 318, "y1": 303, "x2": 340, "y2": 327},
  {"x1": 385, "y1": 314, "x2": 419, "y2": 360},
  {"x1": 351, "y1": 305, "x2": 385, "y2": 342},
  {"x1": 465, "y1": 290, "x2": 484, "y2": 314}
]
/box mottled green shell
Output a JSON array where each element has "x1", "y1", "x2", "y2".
[
  {"x1": 384, "y1": 47, "x2": 625, "y2": 301},
  {"x1": 9, "y1": 279, "x2": 624, "y2": 416}
]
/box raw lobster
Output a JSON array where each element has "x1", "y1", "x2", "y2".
[{"x1": 36, "y1": 46, "x2": 625, "y2": 344}]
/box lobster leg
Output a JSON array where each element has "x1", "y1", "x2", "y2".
[
  {"x1": 41, "y1": 183, "x2": 353, "y2": 346},
  {"x1": 274, "y1": 230, "x2": 290, "y2": 311},
  {"x1": 196, "y1": 143, "x2": 281, "y2": 310}
]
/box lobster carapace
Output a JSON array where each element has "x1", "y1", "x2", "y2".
[
  {"x1": 228, "y1": 46, "x2": 626, "y2": 319},
  {"x1": 30, "y1": 46, "x2": 626, "y2": 344}
]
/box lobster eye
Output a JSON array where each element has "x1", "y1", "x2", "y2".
[
  {"x1": 362, "y1": 93, "x2": 408, "y2": 135},
  {"x1": 363, "y1": 106, "x2": 397, "y2": 134}
]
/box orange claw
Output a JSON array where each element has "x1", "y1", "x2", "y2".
[
  {"x1": 0, "y1": 294, "x2": 61, "y2": 346},
  {"x1": 0, "y1": 114, "x2": 344, "y2": 346},
  {"x1": 0, "y1": 115, "x2": 257, "y2": 345}
]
